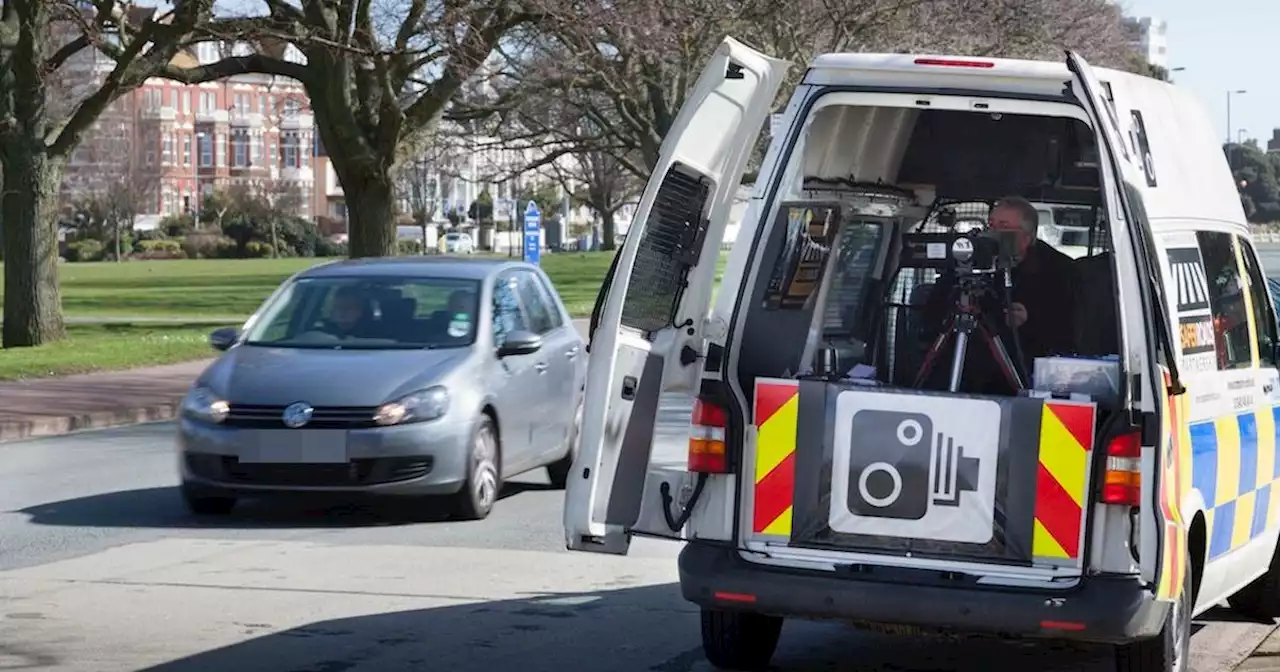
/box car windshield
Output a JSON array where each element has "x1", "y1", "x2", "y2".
[{"x1": 242, "y1": 275, "x2": 482, "y2": 349}]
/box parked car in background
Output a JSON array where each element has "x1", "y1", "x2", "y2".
[
  {"x1": 178, "y1": 257, "x2": 586, "y2": 521},
  {"x1": 444, "y1": 232, "x2": 475, "y2": 254}
]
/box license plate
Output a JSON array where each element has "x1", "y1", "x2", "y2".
[{"x1": 242, "y1": 429, "x2": 348, "y2": 464}]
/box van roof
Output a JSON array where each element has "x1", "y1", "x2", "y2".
[{"x1": 809, "y1": 53, "x2": 1083, "y2": 79}]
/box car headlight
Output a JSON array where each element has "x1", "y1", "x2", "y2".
[
  {"x1": 374, "y1": 386, "x2": 450, "y2": 426},
  {"x1": 182, "y1": 386, "x2": 229, "y2": 424}
]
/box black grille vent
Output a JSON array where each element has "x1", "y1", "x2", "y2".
[
  {"x1": 224, "y1": 404, "x2": 380, "y2": 429},
  {"x1": 185, "y1": 454, "x2": 433, "y2": 487},
  {"x1": 620, "y1": 163, "x2": 711, "y2": 336}
]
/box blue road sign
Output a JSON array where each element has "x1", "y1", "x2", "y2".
[{"x1": 523, "y1": 200, "x2": 541, "y2": 265}]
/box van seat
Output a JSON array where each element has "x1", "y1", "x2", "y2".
[
  {"x1": 1071, "y1": 253, "x2": 1118, "y2": 357},
  {"x1": 892, "y1": 282, "x2": 935, "y2": 385}
]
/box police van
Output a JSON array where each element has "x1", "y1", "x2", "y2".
[{"x1": 563, "y1": 38, "x2": 1280, "y2": 672}]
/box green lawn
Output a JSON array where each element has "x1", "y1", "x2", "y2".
[
  {"x1": 0, "y1": 324, "x2": 227, "y2": 381},
  {"x1": 0, "y1": 251, "x2": 730, "y2": 379}
]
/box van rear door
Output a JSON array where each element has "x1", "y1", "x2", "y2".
[
  {"x1": 563, "y1": 38, "x2": 789, "y2": 555},
  {"x1": 1065, "y1": 51, "x2": 1180, "y2": 599}
]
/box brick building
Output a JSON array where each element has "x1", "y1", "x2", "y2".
[{"x1": 62, "y1": 36, "x2": 318, "y2": 228}]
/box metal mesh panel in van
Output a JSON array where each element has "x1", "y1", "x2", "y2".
[{"x1": 620, "y1": 164, "x2": 711, "y2": 335}]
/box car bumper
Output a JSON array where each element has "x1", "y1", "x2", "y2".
[
  {"x1": 677, "y1": 543, "x2": 1168, "y2": 645},
  {"x1": 177, "y1": 416, "x2": 471, "y2": 498}
]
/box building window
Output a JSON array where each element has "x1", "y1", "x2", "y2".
[
  {"x1": 283, "y1": 98, "x2": 300, "y2": 118},
  {"x1": 162, "y1": 134, "x2": 174, "y2": 164},
  {"x1": 282, "y1": 132, "x2": 299, "y2": 169},
  {"x1": 200, "y1": 92, "x2": 214, "y2": 113},
  {"x1": 257, "y1": 94, "x2": 266, "y2": 113},
  {"x1": 183, "y1": 135, "x2": 192, "y2": 166},
  {"x1": 183, "y1": 91, "x2": 191, "y2": 114},
  {"x1": 199, "y1": 134, "x2": 213, "y2": 167},
  {"x1": 267, "y1": 138, "x2": 277, "y2": 168},
  {"x1": 232, "y1": 131, "x2": 249, "y2": 167},
  {"x1": 251, "y1": 132, "x2": 262, "y2": 165}
]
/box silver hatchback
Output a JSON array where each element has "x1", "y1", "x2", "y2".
[{"x1": 177, "y1": 257, "x2": 586, "y2": 520}]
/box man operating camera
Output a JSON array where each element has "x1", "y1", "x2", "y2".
[{"x1": 919, "y1": 196, "x2": 1076, "y2": 394}]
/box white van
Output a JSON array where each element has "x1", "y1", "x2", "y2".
[{"x1": 564, "y1": 38, "x2": 1280, "y2": 672}]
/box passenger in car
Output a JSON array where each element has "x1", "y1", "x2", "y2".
[
  {"x1": 920, "y1": 195, "x2": 1076, "y2": 394},
  {"x1": 321, "y1": 285, "x2": 375, "y2": 338}
]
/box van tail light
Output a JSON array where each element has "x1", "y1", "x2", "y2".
[
  {"x1": 1099, "y1": 431, "x2": 1142, "y2": 506},
  {"x1": 689, "y1": 398, "x2": 729, "y2": 474},
  {"x1": 913, "y1": 57, "x2": 995, "y2": 69}
]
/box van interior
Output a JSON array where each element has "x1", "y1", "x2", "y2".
[{"x1": 733, "y1": 102, "x2": 1126, "y2": 565}]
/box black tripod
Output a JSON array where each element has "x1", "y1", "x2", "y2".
[{"x1": 912, "y1": 272, "x2": 1027, "y2": 394}]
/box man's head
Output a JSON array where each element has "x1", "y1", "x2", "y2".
[
  {"x1": 330, "y1": 286, "x2": 366, "y2": 330},
  {"x1": 987, "y1": 196, "x2": 1040, "y2": 262}
]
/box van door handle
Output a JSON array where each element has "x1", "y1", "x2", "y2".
[
  {"x1": 565, "y1": 346, "x2": 579, "y2": 359},
  {"x1": 534, "y1": 362, "x2": 549, "y2": 374}
]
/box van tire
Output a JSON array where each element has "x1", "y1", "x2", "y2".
[
  {"x1": 1227, "y1": 541, "x2": 1280, "y2": 618},
  {"x1": 700, "y1": 608, "x2": 783, "y2": 671},
  {"x1": 1115, "y1": 550, "x2": 1192, "y2": 672}
]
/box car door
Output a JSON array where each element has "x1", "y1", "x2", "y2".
[
  {"x1": 563, "y1": 37, "x2": 789, "y2": 555},
  {"x1": 512, "y1": 268, "x2": 581, "y2": 459},
  {"x1": 490, "y1": 270, "x2": 540, "y2": 472},
  {"x1": 1067, "y1": 51, "x2": 1188, "y2": 602}
]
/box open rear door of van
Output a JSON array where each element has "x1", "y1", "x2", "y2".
[
  {"x1": 563, "y1": 38, "x2": 789, "y2": 555},
  {"x1": 1065, "y1": 51, "x2": 1179, "y2": 599}
]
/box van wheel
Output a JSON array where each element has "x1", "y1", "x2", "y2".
[
  {"x1": 1115, "y1": 551, "x2": 1192, "y2": 672},
  {"x1": 547, "y1": 401, "x2": 583, "y2": 489},
  {"x1": 700, "y1": 608, "x2": 783, "y2": 671},
  {"x1": 1228, "y1": 541, "x2": 1280, "y2": 618},
  {"x1": 450, "y1": 415, "x2": 500, "y2": 521}
]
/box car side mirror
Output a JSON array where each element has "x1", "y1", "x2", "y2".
[
  {"x1": 209, "y1": 327, "x2": 240, "y2": 352},
  {"x1": 497, "y1": 330, "x2": 543, "y2": 357}
]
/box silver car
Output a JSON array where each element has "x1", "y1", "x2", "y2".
[{"x1": 177, "y1": 257, "x2": 587, "y2": 521}]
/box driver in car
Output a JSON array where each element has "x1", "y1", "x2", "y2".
[
  {"x1": 321, "y1": 285, "x2": 373, "y2": 338},
  {"x1": 920, "y1": 195, "x2": 1076, "y2": 393}
]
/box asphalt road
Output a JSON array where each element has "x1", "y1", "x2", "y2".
[{"x1": 0, "y1": 407, "x2": 1270, "y2": 672}]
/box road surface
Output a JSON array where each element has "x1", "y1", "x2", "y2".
[{"x1": 0, "y1": 405, "x2": 1271, "y2": 672}]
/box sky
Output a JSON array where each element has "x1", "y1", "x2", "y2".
[{"x1": 1119, "y1": 0, "x2": 1279, "y2": 147}]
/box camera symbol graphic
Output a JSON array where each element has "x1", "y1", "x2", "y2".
[{"x1": 846, "y1": 409, "x2": 981, "y2": 520}]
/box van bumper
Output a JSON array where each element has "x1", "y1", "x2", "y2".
[{"x1": 677, "y1": 543, "x2": 1168, "y2": 645}]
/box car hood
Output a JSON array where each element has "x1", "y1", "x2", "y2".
[{"x1": 200, "y1": 345, "x2": 470, "y2": 406}]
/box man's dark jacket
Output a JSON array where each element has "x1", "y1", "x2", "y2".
[{"x1": 917, "y1": 239, "x2": 1075, "y2": 393}]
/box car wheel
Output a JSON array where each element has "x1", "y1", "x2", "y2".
[
  {"x1": 700, "y1": 608, "x2": 783, "y2": 671},
  {"x1": 1115, "y1": 548, "x2": 1192, "y2": 672},
  {"x1": 451, "y1": 415, "x2": 501, "y2": 521},
  {"x1": 181, "y1": 484, "x2": 236, "y2": 516},
  {"x1": 547, "y1": 401, "x2": 583, "y2": 489}
]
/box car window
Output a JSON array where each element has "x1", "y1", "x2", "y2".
[
  {"x1": 515, "y1": 270, "x2": 561, "y2": 334},
  {"x1": 1238, "y1": 236, "x2": 1278, "y2": 368},
  {"x1": 533, "y1": 272, "x2": 566, "y2": 330},
  {"x1": 1196, "y1": 231, "x2": 1252, "y2": 370},
  {"x1": 492, "y1": 272, "x2": 527, "y2": 346},
  {"x1": 241, "y1": 276, "x2": 481, "y2": 349}
]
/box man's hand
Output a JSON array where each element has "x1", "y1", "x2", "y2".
[{"x1": 1007, "y1": 302, "x2": 1028, "y2": 328}]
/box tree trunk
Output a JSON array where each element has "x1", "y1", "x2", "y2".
[
  {"x1": 0, "y1": 151, "x2": 66, "y2": 347},
  {"x1": 599, "y1": 209, "x2": 617, "y2": 252},
  {"x1": 342, "y1": 171, "x2": 397, "y2": 258}
]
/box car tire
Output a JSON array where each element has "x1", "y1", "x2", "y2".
[
  {"x1": 547, "y1": 401, "x2": 583, "y2": 489},
  {"x1": 700, "y1": 608, "x2": 783, "y2": 671},
  {"x1": 181, "y1": 485, "x2": 236, "y2": 516},
  {"x1": 1228, "y1": 540, "x2": 1280, "y2": 618},
  {"x1": 451, "y1": 415, "x2": 501, "y2": 521},
  {"x1": 1115, "y1": 549, "x2": 1192, "y2": 672}
]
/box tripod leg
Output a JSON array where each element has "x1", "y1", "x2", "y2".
[
  {"x1": 978, "y1": 325, "x2": 1026, "y2": 391},
  {"x1": 913, "y1": 322, "x2": 954, "y2": 389}
]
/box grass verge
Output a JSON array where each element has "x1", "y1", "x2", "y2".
[{"x1": 0, "y1": 324, "x2": 224, "y2": 381}]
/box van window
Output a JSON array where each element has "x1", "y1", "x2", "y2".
[
  {"x1": 1196, "y1": 231, "x2": 1252, "y2": 370},
  {"x1": 1237, "y1": 236, "x2": 1278, "y2": 368}
]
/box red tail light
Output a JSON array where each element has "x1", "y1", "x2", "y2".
[
  {"x1": 1099, "y1": 431, "x2": 1142, "y2": 506},
  {"x1": 913, "y1": 58, "x2": 995, "y2": 69},
  {"x1": 689, "y1": 398, "x2": 729, "y2": 474}
]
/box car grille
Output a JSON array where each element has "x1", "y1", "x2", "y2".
[
  {"x1": 223, "y1": 404, "x2": 381, "y2": 429},
  {"x1": 185, "y1": 454, "x2": 433, "y2": 487}
]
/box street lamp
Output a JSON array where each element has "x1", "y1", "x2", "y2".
[{"x1": 1227, "y1": 89, "x2": 1247, "y2": 144}]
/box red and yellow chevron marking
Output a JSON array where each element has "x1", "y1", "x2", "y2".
[
  {"x1": 1157, "y1": 367, "x2": 1190, "y2": 601},
  {"x1": 752, "y1": 379, "x2": 799, "y2": 537},
  {"x1": 1032, "y1": 401, "x2": 1096, "y2": 561}
]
